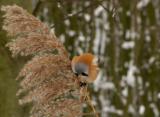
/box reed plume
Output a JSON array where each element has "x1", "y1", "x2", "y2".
[{"x1": 1, "y1": 5, "x2": 81, "y2": 117}]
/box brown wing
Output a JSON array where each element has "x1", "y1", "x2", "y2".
[{"x1": 88, "y1": 64, "x2": 99, "y2": 83}]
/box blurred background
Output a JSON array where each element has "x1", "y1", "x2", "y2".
[{"x1": 0, "y1": 0, "x2": 160, "y2": 117}]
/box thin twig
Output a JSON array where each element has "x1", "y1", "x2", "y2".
[
  {"x1": 95, "y1": 0, "x2": 120, "y2": 24},
  {"x1": 95, "y1": 0, "x2": 110, "y2": 12}
]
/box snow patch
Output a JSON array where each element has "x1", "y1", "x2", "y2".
[
  {"x1": 158, "y1": 93, "x2": 160, "y2": 99},
  {"x1": 100, "y1": 82, "x2": 115, "y2": 90},
  {"x1": 128, "y1": 105, "x2": 135, "y2": 115},
  {"x1": 149, "y1": 57, "x2": 155, "y2": 64},
  {"x1": 124, "y1": 61, "x2": 138, "y2": 87},
  {"x1": 139, "y1": 105, "x2": 145, "y2": 115},
  {"x1": 78, "y1": 32, "x2": 85, "y2": 42},
  {"x1": 125, "y1": 30, "x2": 137, "y2": 39},
  {"x1": 93, "y1": 70, "x2": 103, "y2": 91},
  {"x1": 122, "y1": 87, "x2": 128, "y2": 97},
  {"x1": 94, "y1": 6, "x2": 104, "y2": 16},
  {"x1": 76, "y1": 47, "x2": 83, "y2": 54},
  {"x1": 137, "y1": 0, "x2": 150, "y2": 9},
  {"x1": 103, "y1": 106, "x2": 123, "y2": 116},
  {"x1": 84, "y1": 14, "x2": 91, "y2": 22},
  {"x1": 126, "y1": 11, "x2": 131, "y2": 16},
  {"x1": 64, "y1": 20, "x2": 70, "y2": 26},
  {"x1": 104, "y1": 23, "x2": 110, "y2": 30},
  {"x1": 122, "y1": 41, "x2": 135, "y2": 49},
  {"x1": 59, "y1": 34, "x2": 65, "y2": 43},
  {"x1": 150, "y1": 103, "x2": 159, "y2": 117},
  {"x1": 67, "y1": 30, "x2": 76, "y2": 37}
]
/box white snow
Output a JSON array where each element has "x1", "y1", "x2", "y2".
[
  {"x1": 94, "y1": 6, "x2": 104, "y2": 16},
  {"x1": 149, "y1": 57, "x2": 155, "y2": 64},
  {"x1": 64, "y1": 19, "x2": 70, "y2": 26},
  {"x1": 128, "y1": 105, "x2": 136, "y2": 115},
  {"x1": 78, "y1": 32, "x2": 85, "y2": 42},
  {"x1": 125, "y1": 30, "x2": 138, "y2": 39},
  {"x1": 122, "y1": 41, "x2": 135, "y2": 49},
  {"x1": 84, "y1": 14, "x2": 91, "y2": 22},
  {"x1": 150, "y1": 103, "x2": 159, "y2": 117},
  {"x1": 124, "y1": 61, "x2": 138, "y2": 87},
  {"x1": 126, "y1": 11, "x2": 131, "y2": 16},
  {"x1": 104, "y1": 23, "x2": 110, "y2": 30},
  {"x1": 145, "y1": 35, "x2": 151, "y2": 42},
  {"x1": 93, "y1": 8, "x2": 109, "y2": 54},
  {"x1": 103, "y1": 106, "x2": 123, "y2": 116},
  {"x1": 93, "y1": 18, "x2": 101, "y2": 54},
  {"x1": 59, "y1": 34, "x2": 65, "y2": 43},
  {"x1": 139, "y1": 105, "x2": 145, "y2": 115},
  {"x1": 125, "y1": 30, "x2": 130, "y2": 39},
  {"x1": 100, "y1": 82, "x2": 115, "y2": 90},
  {"x1": 57, "y1": 2, "x2": 61, "y2": 8},
  {"x1": 68, "y1": 13, "x2": 74, "y2": 17},
  {"x1": 122, "y1": 87, "x2": 128, "y2": 97},
  {"x1": 93, "y1": 71, "x2": 103, "y2": 91},
  {"x1": 67, "y1": 30, "x2": 76, "y2": 37},
  {"x1": 93, "y1": 71, "x2": 115, "y2": 91},
  {"x1": 158, "y1": 93, "x2": 160, "y2": 99},
  {"x1": 76, "y1": 47, "x2": 83, "y2": 54},
  {"x1": 137, "y1": 0, "x2": 150, "y2": 9}
]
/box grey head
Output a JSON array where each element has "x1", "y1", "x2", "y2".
[{"x1": 73, "y1": 62, "x2": 89, "y2": 76}]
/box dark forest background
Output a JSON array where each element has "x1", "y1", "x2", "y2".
[{"x1": 0, "y1": 0, "x2": 160, "y2": 117}]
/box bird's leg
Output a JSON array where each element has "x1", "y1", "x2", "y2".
[
  {"x1": 73, "y1": 74, "x2": 89, "y2": 102},
  {"x1": 79, "y1": 82, "x2": 87, "y2": 87},
  {"x1": 74, "y1": 73, "x2": 87, "y2": 88}
]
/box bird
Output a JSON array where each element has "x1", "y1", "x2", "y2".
[{"x1": 71, "y1": 53, "x2": 99, "y2": 84}]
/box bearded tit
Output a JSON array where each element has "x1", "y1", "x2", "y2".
[{"x1": 71, "y1": 53, "x2": 99, "y2": 84}]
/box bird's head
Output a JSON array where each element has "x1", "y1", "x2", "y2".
[{"x1": 71, "y1": 53, "x2": 98, "y2": 83}]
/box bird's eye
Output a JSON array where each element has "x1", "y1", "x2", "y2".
[{"x1": 81, "y1": 72, "x2": 88, "y2": 76}]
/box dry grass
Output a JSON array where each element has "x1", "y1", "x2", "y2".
[{"x1": 1, "y1": 5, "x2": 81, "y2": 117}]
